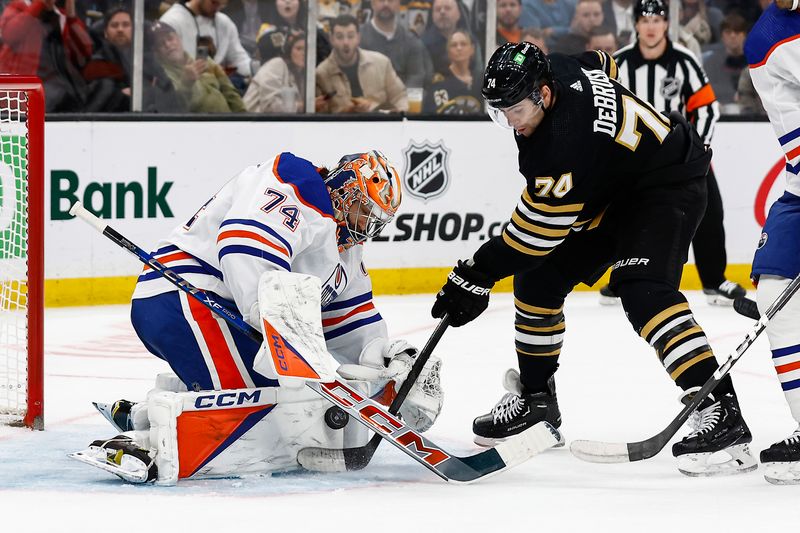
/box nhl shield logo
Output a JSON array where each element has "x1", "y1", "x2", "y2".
[
  {"x1": 660, "y1": 76, "x2": 681, "y2": 100},
  {"x1": 403, "y1": 140, "x2": 451, "y2": 202}
]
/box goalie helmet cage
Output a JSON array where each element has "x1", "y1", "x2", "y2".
[{"x1": 0, "y1": 76, "x2": 44, "y2": 430}]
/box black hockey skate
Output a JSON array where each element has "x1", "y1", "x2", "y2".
[
  {"x1": 473, "y1": 369, "x2": 564, "y2": 447},
  {"x1": 761, "y1": 426, "x2": 800, "y2": 485},
  {"x1": 598, "y1": 284, "x2": 619, "y2": 306},
  {"x1": 672, "y1": 390, "x2": 756, "y2": 476},
  {"x1": 93, "y1": 399, "x2": 136, "y2": 432},
  {"x1": 68, "y1": 435, "x2": 158, "y2": 483},
  {"x1": 703, "y1": 280, "x2": 746, "y2": 306}
]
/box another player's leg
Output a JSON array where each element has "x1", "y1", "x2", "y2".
[
  {"x1": 756, "y1": 275, "x2": 800, "y2": 484},
  {"x1": 616, "y1": 177, "x2": 754, "y2": 476},
  {"x1": 471, "y1": 245, "x2": 598, "y2": 447},
  {"x1": 693, "y1": 169, "x2": 746, "y2": 306}
]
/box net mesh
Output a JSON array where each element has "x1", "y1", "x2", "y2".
[{"x1": 0, "y1": 90, "x2": 30, "y2": 421}]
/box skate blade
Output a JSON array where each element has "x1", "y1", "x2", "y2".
[
  {"x1": 68, "y1": 448, "x2": 150, "y2": 483},
  {"x1": 763, "y1": 462, "x2": 800, "y2": 485},
  {"x1": 474, "y1": 430, "x2": 565, "y2": 449},
  {"x1": 705, "y1": 294, "x2": 735, "y2": 307},
  {"x1": 677, "y1": 444, "x2": 758, "y2": 477}
]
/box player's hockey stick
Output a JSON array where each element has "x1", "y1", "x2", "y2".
[
  {"x1": 734, "y1": 297, "x2": 760, "y2": 320},
  {"x1": 70, "y1": 201, "x2": 562, "y2": 482},
  {"x1": 571, "y1": 271, "x2": 800, "y2": 463},
  {"x1": 297, "y1": 316, "x2": 450, "y2": 472}
]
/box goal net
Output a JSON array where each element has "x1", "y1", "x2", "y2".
[{"x1": 0, "y1": 78, "x2": 44, "y2": 429}]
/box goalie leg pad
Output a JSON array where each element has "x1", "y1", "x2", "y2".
[{"x1": 146, "y1": 382, "x2": 372, "y2": 484}]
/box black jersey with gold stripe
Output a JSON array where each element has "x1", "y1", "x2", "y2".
[{"x1": 473, "y1": 50, "x2": 698, "y2": 280}]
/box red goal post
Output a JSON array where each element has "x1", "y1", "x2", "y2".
[{"x1": 0, "y1": 76, "x2": 44, "y2": 430}]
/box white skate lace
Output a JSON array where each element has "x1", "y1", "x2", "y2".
[
  {"x1": 718, "y1": 280, "x2": 739, "y2": 297},
  {"x1": 491, "y1": 393, "x2": 525, "y2": 424},
  {"x1": 782, "y1": 428, "x2": 800, "y2": 445},
  {"x1": 687, "y1": 401, "x2": 721, "y2": 436}
]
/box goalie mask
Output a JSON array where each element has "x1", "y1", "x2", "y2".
[{"x1": 326, "y1": 150, "x2": 402, "y2": 246}]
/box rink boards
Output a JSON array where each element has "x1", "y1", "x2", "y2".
[{"x1": 38, "y1": 119, "x2": 783, "y2": 306}]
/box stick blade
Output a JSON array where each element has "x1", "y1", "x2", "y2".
[
  {"x1": 494, "y1": 422, "x2": 563, "y2": 469},
  {"x1": 570, "y1": 439, "x2": 631, "y2": 463}
]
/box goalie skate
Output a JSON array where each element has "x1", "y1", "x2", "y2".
[
  {"x1": 68, "y1": 435, "x2": 157, "y2": 483},
  {"x1": 93, "y1": 400, "x2": 135, "y2": 433}
]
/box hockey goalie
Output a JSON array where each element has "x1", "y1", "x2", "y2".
[{"x1": 69, "y1": 150, "x2": 444, "y2": 484}]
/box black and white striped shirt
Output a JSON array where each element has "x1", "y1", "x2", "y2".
[{"x1": 614, "y1": 40, "x2": 719, "y2": 144}]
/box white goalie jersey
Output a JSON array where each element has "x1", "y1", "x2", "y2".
[{"x1": 131, "y1": 152, "x2": 387, "y2": 365}]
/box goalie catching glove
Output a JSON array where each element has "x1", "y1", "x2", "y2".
[
  {"x1": 337, "y1": 338, "x2": 443, "y2": 432},
  {"x1": 432, "y1": 259, "x2": 495, "y2": 327}
]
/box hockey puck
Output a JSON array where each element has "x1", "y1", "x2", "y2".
[{"x1": 324, "y1": 406, "x2": 349, "y2": 430}]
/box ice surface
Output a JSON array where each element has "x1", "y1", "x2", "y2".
[{"x1": 1, "y1": 292, "x2": 798, "y2": 531}]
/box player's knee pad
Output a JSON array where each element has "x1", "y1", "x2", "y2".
[
  {"x1": 145, "y1": 379, "x2": 372, "y2": 485},
  {"x1": 757, "y1": 275, "x2": 800, "y2": 422}
]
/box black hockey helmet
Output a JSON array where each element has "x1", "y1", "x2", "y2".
[
  {"x1": 481, "y1": 41, "x2": 552, "y2": 110},
  {"x1": 634, "y1": 0, "x2": 668, "y2": 21}
]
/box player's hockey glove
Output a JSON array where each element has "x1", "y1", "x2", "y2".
[{"x1": 432, "y1": 259, "x2": 495, "y2": 327}]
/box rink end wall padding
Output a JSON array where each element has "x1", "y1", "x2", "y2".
[{"x1": 44, "y1": 264, "x2": 755, "y2": 307}]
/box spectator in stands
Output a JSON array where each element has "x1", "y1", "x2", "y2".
[
  {"x1": 586, "y1": 24, "x2": 618, "y2": 54},
  {"x1": 0, "y1": 0, "x2": 92, "y2": 111},
  {"x1": 82, "y1": 7, "x2": 133, "y2": 111},
  {"x1": 253, "y1": 0, "x2": 330, "y2": 66},
  {"x1": 159, "y1": 0, "x2": 255, "y2": 80},
  {"x1": 680, "y1": 0, "x2": 711, "y2": 45},
  {"x1": 315, "y1": 14, "x2": 407, "y2": 113},
  {"x1": 602, "y1": 0, "x2": 635, "y2": 46},
  {"x1": 359, "y1": 0, "x2": 432, "y2": 89},
  {"x1": 82, "y1": 8, "x2": 183, "y2": 111},
  {"x1": 496, "y1": 0, "x2": 523, "y2": 46},
  {"x1": 519, "y1": 0, "x2": 576, "y2": 43},
  {"x1": 422, "y1": 0, "x2": 481, "y2": 77},
  {"x1": 521, "y1": 26, "x2": 549, "y2": 52},
  {"x1": 736, "y1": 67, "x2": 765, "y2": 116},
  {"x1": 224, "y1": 0, "x2": 269, "y2": 55},
  {"x1": 151, "y1": 21, "x2": 246, "y2": 112},
  {"x1": 552, "y1": 0, "x2": 603, "y2": 54},
  {"x1": 244, "y1": 28, "x2": 306, "y2": 112},
  {"x1": 703, "y1": 13, "x2": 748, "y2": 108},
  {"x1": 423, "y1": 28, "x2": 481, "y2": 114}
]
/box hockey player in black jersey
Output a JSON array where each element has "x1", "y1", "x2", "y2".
[
  {"x1": 431, "y1": 41, "x2": 756, "y2": 476},
  {"x1": 598, "y1": 0, "x2": 747, "y2": 307}
]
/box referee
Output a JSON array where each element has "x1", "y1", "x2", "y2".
[{"x1": 599, "y1": 0, "x2": 747, "y2": 306}]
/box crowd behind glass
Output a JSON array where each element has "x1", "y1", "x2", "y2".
[{"x1": 0, "y1": 0, "x2": 766, "y2": 115}]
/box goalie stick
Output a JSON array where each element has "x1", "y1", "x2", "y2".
[
  {"x1": 69, "y1": 201, "x2": 562, "y2": 482},
  {"x1": 571, "y1": 271, "x2": 800, "y2": 464},
  {"x1": 297, "y1": 316, "x2": 450, "y2": 472}
]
